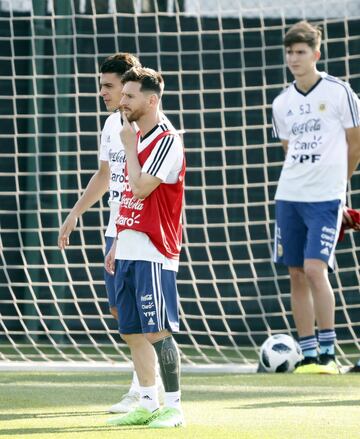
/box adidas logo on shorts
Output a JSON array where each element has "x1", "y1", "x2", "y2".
[{"x1": 320, "y1": 247, "x2": 330, "y2": 256}]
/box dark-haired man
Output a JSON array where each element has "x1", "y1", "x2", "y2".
[
  {"x1": 58, "y1": 53, "x2": 163, "y2": 412},
  {"x1": 272, "y1": 21, "x2": 360, "y2": 374},
  {"x1": 105, "y1": 67, "x2": 185, "y2": 428}
]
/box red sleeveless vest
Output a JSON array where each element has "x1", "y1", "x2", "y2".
[{"x1": 116, "y1": 130, "x2": 185, "y2": 260}]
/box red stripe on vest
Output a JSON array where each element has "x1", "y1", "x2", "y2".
[{"x1": 116, "y1": 130, "x2": 185, "y2": 260}]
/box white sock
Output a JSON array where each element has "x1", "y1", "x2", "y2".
[
  {"x1": 129, "y1": 370, "x2": 140, "y2": 394},
  {"x1": 139, "y1": 385, "x2": 159, "y2": 412},
  {"x1": 164, "y1": 391, "x2": 181, "y2": 410}
]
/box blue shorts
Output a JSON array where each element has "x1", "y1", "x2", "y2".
[
  {"x1": 104, "y1": 236, "x2": 118, "y2": 308},
  {"x1": 114, "y1": 260, "x2": 180, "y2": 335},
  {"x1": 273, "y1": 200, "x2": 343, "y2": 270}
]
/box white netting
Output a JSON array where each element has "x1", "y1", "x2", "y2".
[{"x1": 0, "y1": 0, "x2": 359, "y2": 369}]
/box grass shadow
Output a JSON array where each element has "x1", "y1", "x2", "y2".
[
  {"x1": 231, "y1": 398, "x2": 360, "y2": 410},
  {"x1": 0, "y1": 410, "x2": 105, "y2": 421},
  {"x1": 0, "y1": 425, "x2": 146, "y2": 436}
]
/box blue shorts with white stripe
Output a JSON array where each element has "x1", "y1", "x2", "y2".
[
  {"x1": 104, "y1": 236, "x2": 117, "y2": 307},
  {"x1": 273, "y1": 199, "x2": 343, "y2": 270},
  {"x1": 114, "y1": 260, "x2": 179, "y2": 334}
]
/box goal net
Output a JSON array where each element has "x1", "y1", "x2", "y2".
[{"x1": 1, "y1": 0, "x2": 359, "y2": 370}]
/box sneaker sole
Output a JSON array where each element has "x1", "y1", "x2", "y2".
[
  {"x1": 294, "y1": 364, "x2": 340, "y2": 375},
  {"x1": 108, "y1": 406, "x2": 137, "y2": 414},
  {"x1": 149, "y1": 420, "x2": 185, "y2": 428},
  {"x1": 293, "y1": 364, "x2": 320, "y2": 374},
  {"x1": 106, "y1": 409, "x2": 160, "y2": 426}
]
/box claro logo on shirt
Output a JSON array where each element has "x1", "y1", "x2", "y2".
[
  {"x1": 294, "y1": 135, "x2": 322, "y2": 151},
  {"x1": 116, "y1": 211, "x2": 141, "y2": 227}
]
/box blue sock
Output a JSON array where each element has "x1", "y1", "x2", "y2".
[
  {"x1": 299, "y1": 335, "x2": 317, "y2": 358},
  {"x1": 318, "y1": 329, "x2": 336, "y2": 356},
  {"x1": 302, "y1": 348, "x2": 318, "y2": 358}
]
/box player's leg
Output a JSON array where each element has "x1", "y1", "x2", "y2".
[
  {"x1": 303, "y1": 258, "x2": 336, "y2": 366},
  {"x1": 289, "y1": 266, "x2": 318, "y2": 368},
  {"x1": 121, "y1": 333, "x2": 160, "y2": 409},
  {"x1": 274, "y1": 201, "x2": 318, "y2": 370},
  {"x1": 104, "y1": 237, "x2": 140, "y2": 413},
  {"x1": 106, "y1": 249, "x2": 164, "y2": 414},
  {"x1": 289, "y1": 266, "x2": 314, "y2": 336},
  {"x1": 302, "y1": 200, "x2": 343, "y2": 374},
  {"x1": 107, "y1": 334, "x2": 161, "y2": 425},
  {"x1": 107, "y1": 260, "x2": 161, "y2": 426},
  {"x1": 137, "y1": 263, "x2": 183, "y2": 428},
  {"x1": 149, "y1": 333, "x2": 183, "y2": 428},
  {"x1": 303, "y1": 259, "x2": 335, "y2": 331}
]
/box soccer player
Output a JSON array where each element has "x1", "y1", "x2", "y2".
[
  {"x1": 105, "y1": 67, "x2": 185, "y2": 428},
  {"x1": 272, "y1": 21, "x2": 360, "y2": 374},
  {"x1": 57, "y1": 53, "x2": 163, "y2": 412}
]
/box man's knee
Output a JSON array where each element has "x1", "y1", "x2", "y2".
[
  {"x1": 120, "y1": 332, "x2": 147, "y2": 347},
  {"x1": 289, "y1": 267, "x2": 305, "y2": 285},
  {"x1": 303, "y1": 259, "x2": 328, "y2": 286},
  {"x1": 144, "y1": 330, "x2": 171, "y2": 345}
]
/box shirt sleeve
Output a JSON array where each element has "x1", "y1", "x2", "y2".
[
  {"x1": 142, "y1": 134, "x2": 183, "y2": 183},
  {"x1": 338, "y1": 83, "x2": 360, "y2": 129},
  {"x1": 272, "y1": 98, "x2": 288, "y2": 140},
  {"x1": 99, "y1": 120, "x2": 109, "y2": 162}
]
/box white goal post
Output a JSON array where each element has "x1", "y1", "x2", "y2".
[{"x1": 0, "y1": 0, "x2": 359, "y2": 371}]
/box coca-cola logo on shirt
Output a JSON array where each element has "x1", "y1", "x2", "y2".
[
  {"x1": 120, "y1": 195, "x2": 144, "y2": 211},
  {"x1": 291, "y1": 118, "x2": 321, "y2": 135},
  {"x1": 108, "y1": 148, "x2": 126, "y2": 163}
]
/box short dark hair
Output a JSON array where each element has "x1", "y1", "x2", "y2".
[
  {"x1": 100, "y1": 53, "x2": 141, "y2": 77},
  {"x1": 284, "y1": 21, "x2": 322, "y2": 51},
  {"x1": 121, "y1": 67, "x2": 164, "y2": 98}
]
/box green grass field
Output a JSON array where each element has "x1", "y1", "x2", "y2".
[{"x1": 0, "y1": 371, "x2": 359, "y2": 439}]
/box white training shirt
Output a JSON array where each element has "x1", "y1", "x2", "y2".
[
  {"x1": 99, "y1": 111, "x2": 177, "y2": 238},
  {"x1": 115, "y1": 120, "x2": 184, "y2": 272},
  {"x1": 99, "y1": 111, "x2": 125, "y2": 237},
  {"x1": 272, "y1": 71, "x2": 360, "y2": 202}
]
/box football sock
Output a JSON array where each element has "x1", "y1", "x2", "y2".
[
  {"x1": 139, "y1": 384, "x2": 159, "y2": 412},
  {"x1": 318, "y1": 329, "x2": 336, "y2": 356},
  {"x1": 299, "y1": 335, "x2": 318, "y2": 358},
  {"x1": 153, "y1": 336, "x2": 180, "y2": 393},
  {"x1": 164, "y1": 391, "x2": 181, "y2": 410},
  {"x1": 129, "y1": 371, "x2": 140, "y2": 394}
]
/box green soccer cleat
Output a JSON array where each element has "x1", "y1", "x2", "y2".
[
  {"x1": 106, "y1": 406, "x2": 160, "y2": 426},
  {"x1": 315, "y1": 361, "x2": 340, "y2": 375},
  {"x1": 294, "y1": 355, "x2": 340, "y2": 375},
  {"x1": 293, "y1": 362, "x2": 322, "y2": 374},
  {"x1": 293, "y1": 357, "x2": 319, "y2": 374},
  {"x1": 148, "y1": 407, "x2": 184, "y2": 428}
]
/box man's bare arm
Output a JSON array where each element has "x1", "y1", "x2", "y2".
[
  {"x1": 346, "y1": 126, "x2": 360, "y2": 179},
  {"x1": 58, "y1": 160, "x2": 110, "y2": 249}
]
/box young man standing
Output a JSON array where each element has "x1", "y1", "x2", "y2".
[
  {"x1": 105, "y1": 67, "x2": 185, "y2": 428},
  {"x1": 57, "y1": 53, "x2": 163, "y2": 412},
  {"x1": 272, "y1": 21, "x2": 360, "y2": 373}
]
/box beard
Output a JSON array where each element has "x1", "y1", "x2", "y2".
[{"x1": 125, "y1": 107, "x2": 146, "y2": 123}]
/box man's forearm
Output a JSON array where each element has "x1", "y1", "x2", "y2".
[
  {"x1": 346, "y1": 127, "x2": 360, "y2": 179},
  {"x1": 348, "y1": 148, "x2": 360, "y2": 179}
]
